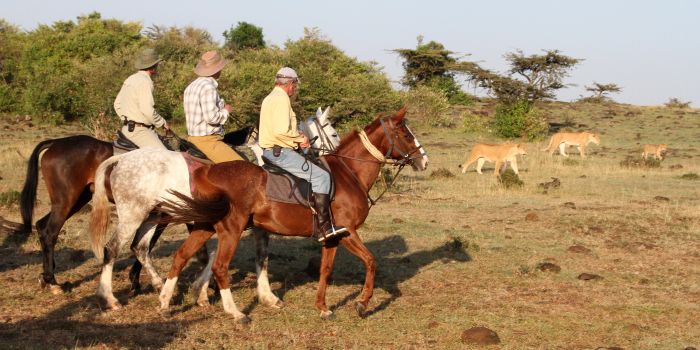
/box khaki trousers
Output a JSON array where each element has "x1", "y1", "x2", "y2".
[
  {"x1": 188, "y1": 134, "x2": 243, "y2": 163},
  {"x1": 121, "y1": 125, "x2": 167, "y2": 150}
]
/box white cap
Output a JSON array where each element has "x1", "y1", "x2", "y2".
[{"x1": 276, "y1": 67, "x2": 299, "y2": 83}]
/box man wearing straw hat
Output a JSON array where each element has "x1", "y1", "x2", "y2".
[
  {"x1": 114, "y1": 48, "x2": 170, "y2": 149},
  {"x1": 184, "y1": 50, "x2": 243, "y2": 163}
]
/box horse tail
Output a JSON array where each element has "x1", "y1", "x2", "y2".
[
  {"x1": 20, "y1": 139, "x2": 55, "y2": 234},
  {"x1": 157, "y1": 189, "x2": 230, "y2": 226},
  {"x1": 89, "y1": 153, "x2": 127, "y2": 261}
]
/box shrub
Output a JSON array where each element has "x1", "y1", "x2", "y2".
[
  {"x1": 0, "y1": 190, "x2": 21, "y2": 207},
  {"x1": 404, "y1": 85, "x2": 451, "y2": 127},
  {"x1": 664, "y1": 98, "x2": 691, "y2": 109},
  {"x1": 619, "y1": 156, "x2": 661, "y2": 169},
  {"x1": 679, "y1": 172, "x2": 699, "y2": 180},
  {"x1": 429, "y1": 168, "x2": 455, "y2": 179},
  {"x1": 498, "y1": 169, "x2": 524, "y2": 188},
  {"x1": 493, "y1": 101, "x2": 547, "y2": 140},
  {"x1": 461, "y1": 111, "x2": 490, "y2": 134}
]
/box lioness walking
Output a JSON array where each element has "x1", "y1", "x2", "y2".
[
  {"x1": 543, "y1": 132, "x2": 600, "y2": 158},
  {"x1": 460, "y1": 143, "x2": 527, "y2": 176},
  {"x1": 642, "y1": 144, "x2": 667, "y2": 160}
]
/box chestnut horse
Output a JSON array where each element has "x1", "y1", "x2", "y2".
[{"x1": 156, "y1": 108, "x2": 428, "y2": 322}]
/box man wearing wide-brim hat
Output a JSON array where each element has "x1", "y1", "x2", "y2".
[
  {"x1": 114, "y1": 48, "x2": 170, "y2": 149},
  {"x1": 184, "y1": 50, "x2": 243, "y2": 163}
]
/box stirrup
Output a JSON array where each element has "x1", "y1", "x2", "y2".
[{"x1": 316, "y1": 225, "x2": 348, "y2": 242}]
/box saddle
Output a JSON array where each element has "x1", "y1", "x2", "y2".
[
  {"x1": 262, "y1": 156, "x2": 334, "y2": 208},
  {"x1": 112, "y1": 130, "x2": 211, "y2": 162}
]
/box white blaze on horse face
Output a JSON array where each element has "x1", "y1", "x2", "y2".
[{"x1": 407, "y1": 126, "x2": 428, "y2": 170}]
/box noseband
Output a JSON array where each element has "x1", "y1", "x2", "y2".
[{"x1": 362, "y1": 117, "x2": 426, "y2": 166}]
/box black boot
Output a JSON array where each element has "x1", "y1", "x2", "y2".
[{"x1": 312, "y1": 193, "x2": 347, "y2": 242}]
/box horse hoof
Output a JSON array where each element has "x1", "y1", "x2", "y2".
[
  {"x1": 320, "y1": 310, "x2": 336, "y2": 321},
  {"x1": 196, "y1": 299, "x2": 210, "y2": 307},
  {"x1": 235, "y1": 315, "x2": 251, "y2": 325},
  {"x1": 272, "y1": 300, "x2": 285, "y2": 309},
  {"x1": 159, "y1": 308, "x2": 173, "y2": 318},
  {"x1": 128, "y1": 288, "x2": 141, "y2": 298},
  {"x1": 355, "y1": 302, "x2": 366, "y2": 317}
]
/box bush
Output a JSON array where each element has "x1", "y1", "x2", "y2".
[
  {"x1": 679, "y1": 172, "x2": 699, "y2": 180},
  {"x1": 562, "y1": 158, "x2": 579, "y2": 166},
  {"x1": 619, "y1": 156, "x2": 661, "y2": 169},
  {"x1": 493, "y1": 101, "x2": 547, "y2": 140},
  {"x1": 429, "y1": 168, "x2": 455, "y2": 179},
  {"x1": 461, "y1": 111, "x2": 490, "y2": 134},
  {"x1": 664, "y1": 98, "x2": 691, "y2": 109},
  {"x1": 404, "y1": 85, "x2": 451, "y2": 127},
  {"x1": 498, "y1": 169, "x2": 524, "y2": 188},
  {"x1": 0, "y1": 190, "x2": 21, "y2": 207}
]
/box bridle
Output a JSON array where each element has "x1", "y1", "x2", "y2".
[
  {"x1": 328, "y1": 116, "x2": 427, "y2": 207},
  {"x1": 301, "y1": 116, "x2": 339, "y2": 155}
]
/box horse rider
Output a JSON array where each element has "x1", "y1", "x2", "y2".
[
  {"x1": 184, "y1": 50, "x2": 243, "y2": 163},
  {"x1": 114, "y1": 48, "x2": 170, "y2": 149},
  {"x1": 258, "y1": 67, "x2": 347, "y2": 242}
]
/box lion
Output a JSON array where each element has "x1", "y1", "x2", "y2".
[
  {"x1": 642, "y1": 144, "x2": 668, "y2": 160},
  {"x1": 460, "y1": 143, "x2": 527, "y2": 176},
  {"x1": 542, "y1": 132, "x2": 600, "y2": 158}
]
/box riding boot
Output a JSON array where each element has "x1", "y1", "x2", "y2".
[{"x1": 312, "y1": 193, "x2": 348, "y2": 242}]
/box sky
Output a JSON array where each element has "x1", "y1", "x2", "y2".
[{"x1": 2, "y1": 0, "x2": 699, "y2": 107}]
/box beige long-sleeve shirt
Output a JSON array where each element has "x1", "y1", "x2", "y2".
[
  {"x1": 258, "y1": 86, "x2": 304, "y2": 149},
  {"x1": 114, "y1": 71, "x2": 165, "y2": 127}
]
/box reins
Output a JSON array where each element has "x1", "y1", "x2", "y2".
[{"x1": 324, "y1": 117, "x2": 423, "y2": 208}]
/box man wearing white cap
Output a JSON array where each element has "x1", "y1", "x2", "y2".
[
  {"x1": 184, "y1": 50, "x2": 243, "y2": 163},
  {"x1": 114, "y1": 48, "x2": 170, "y2": 149},
  {"x1": 259, "y1": 67, "x2": 347, "y2": 242}
]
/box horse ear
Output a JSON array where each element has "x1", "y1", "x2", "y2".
[
  {"x1": 394, "y1": 106, "x2": 408, "y2": 121},
  {"x1": 319, "y1": 106, "x2": 330, "y2": 122},
  {"x1": 316, "y1": 107, "x2": 322, "y2": 116}
]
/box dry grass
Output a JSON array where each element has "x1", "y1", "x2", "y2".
[{"x1": 0, "y1": 104, "x2": 699, "y2": 349}]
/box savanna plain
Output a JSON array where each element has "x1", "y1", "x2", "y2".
[{"x1": 0, "y1": 102, "x2": 698, "y2": 349}]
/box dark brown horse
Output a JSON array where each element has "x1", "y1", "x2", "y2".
[{"x1": 156, "y1": 108, "x2": 428, "y2": 322}]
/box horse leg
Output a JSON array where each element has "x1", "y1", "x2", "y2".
[
  {"x1": 338, "y1": 229, "x2": 376, "y2": 317},
  {"x1": 97, "y1": 215, "x2": 143, "y2": 310},
  {"x1": 130, "y1": 213, "x2": 164, "y2": 293},
  {"x1": 315, "y1": 241, "x2": 339, "y2": 319},
  {"x1": 253, "y1": 227, "x2": 283, "y2": 308},
  {"x1": 128, "y1": 221, "x2": 167, "y2": 296},
  {"x1": 210, "y1": 221, "x2": 249, "y2": 323},
  {"x1": 36, "y1": 188, "x2": 91, "y2": 294},
  {"x1": 159, "y1": 227, "x2": 215, "y2": 314},
  {"x1": 186, "y1": 223, "x2": 214, "y2": 307},
  {"x1": 475, "y1": 158, "x2": 485, "y2": 175}
]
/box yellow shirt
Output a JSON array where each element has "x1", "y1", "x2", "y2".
[{"x1": 258, "y1": 86, "x2": 304, "y2": 149}]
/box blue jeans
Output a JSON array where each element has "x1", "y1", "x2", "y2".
[{"x1": 263, "y1": 148, "x2": 330, "y2": 194}]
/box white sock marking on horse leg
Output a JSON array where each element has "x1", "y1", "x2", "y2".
[
  {"x1": 159, "y1": 277, "x2": 178, "y2": 310},
  {"x1": 256, "y1": 262, "x2": 280, "y2": 307},
  {"x1": 220, "y1": 288, "x2": 246, "y2": 319},
  {"x1": 97, "y1": 261, "x2": 119, "y2": 308}
]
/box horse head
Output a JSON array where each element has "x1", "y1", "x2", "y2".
[
  {"x1": 301, "y1": 106, "x2": 340, "y2": 155},
  {"x1": 373, "y1": 107, "x2": 429, "y2": 171}
]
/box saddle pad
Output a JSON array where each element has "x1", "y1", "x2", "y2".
[
  {"x1": 265, "y1": 171, "x2": 313, "y2": 207},
  {"x1": 182, "y1": 152, "x2": 212, "y2": 194}
]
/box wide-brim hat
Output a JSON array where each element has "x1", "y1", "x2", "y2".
[
  {"x1": 194, "y1": 51, "x2": 227, "y2": 77},
  {"x1": 134, "y1": 48, "x2": 162, "y2": 70}
]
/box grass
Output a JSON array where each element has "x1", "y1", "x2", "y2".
[{"x1": 0, "y1": 102, "x2": 699, "y2": 349}]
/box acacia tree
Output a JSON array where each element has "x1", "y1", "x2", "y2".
[
  {"x1": 223, "y1": 21, "x2": 265, "y2": 51},
  {"x1": 393, "y1": 36, "x2": 474, "y2": 104},
  {"x1": 586, "y1": 82, "x2": 622, "y2": 98}
]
